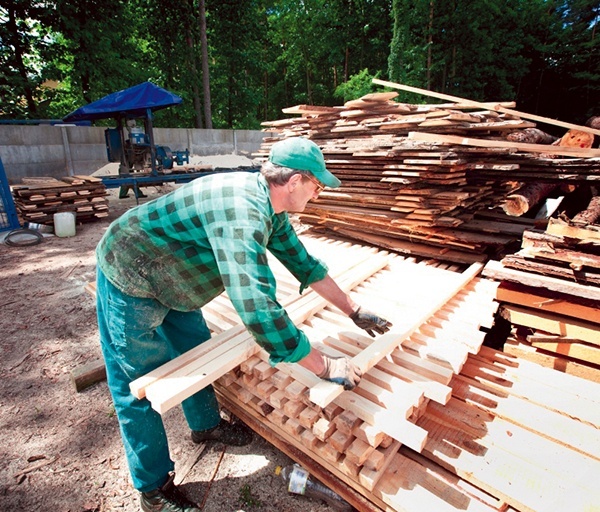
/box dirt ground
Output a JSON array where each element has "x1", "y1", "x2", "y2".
[{"x1": 0, "y1": 169, "x2": 343, "y2": 511}]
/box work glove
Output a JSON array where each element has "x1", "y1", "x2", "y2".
[
  {"x1": 350, "y1": 306, "x2": 392, "y2": 337},
  {"x1": 318, "y1": 356, "x2": 362, "y2": 391}
]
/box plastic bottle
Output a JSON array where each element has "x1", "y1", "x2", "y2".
[{"x1": 275, "y1": 464, "x2": 353, "y2": 511}]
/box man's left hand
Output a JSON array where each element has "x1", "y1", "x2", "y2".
[{"x1": 350, "y1": 307, "x2": 392, "y2": 337}]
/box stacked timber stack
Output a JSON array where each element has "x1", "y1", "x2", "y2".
[
  {"x1": 128, "y1": 235, "x2": 600, "y2": 512},
  {"x1": 483, "y1": 216, "x2": 600, "y2": 383},
  {"x1": 255, "y1": 80, "x2": 600, "y2": 265},
  {"x1": 11, "y1": 175, "x2": 109, "y2": 225}
]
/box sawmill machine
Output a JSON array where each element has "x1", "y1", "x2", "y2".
[
  {"x1": 63, "y1": 82, "x2": 190, "y2": 177},
  {"x1": 104, "y1": 119, "x2": 189, "y2": 175}
]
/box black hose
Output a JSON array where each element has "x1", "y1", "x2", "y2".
[{"x1": 3, "y1": 228, "x2": 44, "y2": 247}]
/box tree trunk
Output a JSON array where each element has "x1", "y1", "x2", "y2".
[
  {"x1": 426, "y1": 1, "x2": 434, "y2": 90},
  {"x1": 198, "y1": 0, "x2": 212, "y2": 129},
  {"x1": 263, "y1": 70, "x2": 268, "y2": 120},
  {"x1": 572, "y1": 195, "x2": 600, "y2": 227},
  {"x1": 185, "y1": 8, "x2": 203, "y2": 129},
  {"x1": 503, "y1": 183, "x2": 559, "y2": 216},
  {"x1": 6, "y1": 6, "x2": 38, "y2": 116},
  {"x1": 306, "y1": 64, "x2": 313, "y2": 104},
  {"x1": 557, "y1": 129, "x2": 594, "y2": 149},
  {"x1": 344, "y1": 47, "x2": 349, "y2": 83}
]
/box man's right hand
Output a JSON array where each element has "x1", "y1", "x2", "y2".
[{"x1": 317, "y1": 355, "x2": 362, "y2": 390}]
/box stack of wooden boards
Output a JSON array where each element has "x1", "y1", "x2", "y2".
[
  {"x1": 255, "y1": 81, "x2": 600, "y2": 265},
  {"x1": 11, "y1": 175, "x2": 109, "y2": 225},
  {"x1": 130, "y1": 234, "x2": 600, "y2": 512},
  {"x1": 483, "y1": 217, "x2": 600, "y2": 384}
]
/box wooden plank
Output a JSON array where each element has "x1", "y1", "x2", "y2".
[
  {"x1": 309, "y1": 262, "x2": 484, "y2": 408},
  {"x1": 546, "y1": 217, "x2": 600, "y2": 242},
  {"x1": 469, "y1": 347, "x2": 600, "y2": 426},
  {"x1": 449, "y1": 374, "x2": 600, "y2": 460},
  {"x1": 318, "y1": 337, "x2": 425, "y2": 419},
  {"x1": 129, "y1": 325, "x2": 247, "y2": 399},
  {"x1": 373, "y1": 448, "x2": 503, "y2": 512},
  {"x1": 70, "y1": 358, "x2": 106, "y2": 392},
  {"x1": 499, "y1": 254, "x2": 600, "y2": 286},
  {"x1": 482, "y1": 259, "x2": 600, "y2": 301},
  {"x1": 357, "y1": 441, "x2": 400, "y2": 491},
  {"x1": 407, "y1": 131, "x2": 600, "y2": 158},
  {"x1": 335, "y1": 330, "x2": 451, "y2": 404},
  {"x1": 215, "y1": 388, "x2": 387, "y2": 512},
  {"x1": 145, "y1": 338, "x2": 260, "y2": 414},
  {"x1": 418, "y1": 402, "x2": 600, "y2": 512},
  {"x1": 502, "y1": 304, "x2": 600, "y2": 347},
  {"x1": 222, "y1": 376, "x2": 501, "y2": 512},
  {"x1": 529, "y1": 339, "x2": 600, "y2": 365},
  {"x1": 495, "y1": 281, "x2": 600, "y2": 322},
  {"x1": 503, "y1": 338, "x2": 600, "y2": 384}
]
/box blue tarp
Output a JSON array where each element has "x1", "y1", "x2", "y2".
[{"x1": 62, "y1": 82, "x2": 182, "y2": 122}]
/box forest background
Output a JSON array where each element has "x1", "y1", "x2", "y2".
[{"x1": 1, "y1": 0, "x2": 598, "y2": 135}]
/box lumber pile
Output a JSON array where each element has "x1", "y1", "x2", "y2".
[
  {"x1": 11, "y1": 175, "x2": 109, "y2": 225},
  {"x1": 254, "y1": 81, "x2": 600, "y2": 265},
  {"x1": 483, "y1": 217, "x2": 600, "y2": 383},
  {"x1": 130, "y1": 234, "x2": 600, "y2": 511}
]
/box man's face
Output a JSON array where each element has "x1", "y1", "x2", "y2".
[{"x1": 286, "y1": 174, "x2": 324, "y2": 213}]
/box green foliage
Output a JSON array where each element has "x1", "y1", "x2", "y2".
[
  {"x1": 0, "y1": 0, "x2": 55, "y2": 118},
  {"x1": 1, "y1": 0, "x2": 597, "y2": 128},
  {"x1": 238, "y1": 483, "x2": 262, "y2": 508},
  {"x1": 388, "y1": 0, "x2": 598, "y2": 124},
  {"x1": 334, "y1": 69, "x2": 381, "y2": 102}
]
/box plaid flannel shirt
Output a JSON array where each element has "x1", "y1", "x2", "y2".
[{"x1": 96, "y1": 171, "x2": 328, "y2": 363}]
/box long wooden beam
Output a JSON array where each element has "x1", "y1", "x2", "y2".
[
  {"x1": 309, "y1": 262, "x2": 484, "y2": 408},
  {"x1": 373, "y1": 78, "x2": 600, "y2": 137},
  {"x1": 407, "y1": 131, "x2": 600, "y2": 158}
]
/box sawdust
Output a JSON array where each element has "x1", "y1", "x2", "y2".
[{"x1": 0, "y1": 174, "x2": 341, "y2": 511}]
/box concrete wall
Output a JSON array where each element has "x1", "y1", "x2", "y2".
[{"x1": 0, "y1": 125, "x2": 271, "y2": 184}]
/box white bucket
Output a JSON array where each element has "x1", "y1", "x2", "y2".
[{"x1": 54, "y1": 212, "x2": 76, "y2": 237}]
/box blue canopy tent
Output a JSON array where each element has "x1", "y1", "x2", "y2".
[
  {"x1": 63, "y1": 82, "x2": 183, "y2": 123},
  {"x1": 63, "y1": 82, "x2": 185, "y2": 178}
]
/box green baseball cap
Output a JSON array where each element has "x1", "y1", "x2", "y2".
[{"x1": 268, "y1": 137, "x2": 341, "y2": 188}]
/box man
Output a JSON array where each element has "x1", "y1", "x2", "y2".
[{"x1": 95, "y1": 136, "x2": 392, "y2": 512}]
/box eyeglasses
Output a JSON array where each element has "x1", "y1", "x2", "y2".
[{"x1": 304, "y1": 174, "x2": 325, "y2": 194}]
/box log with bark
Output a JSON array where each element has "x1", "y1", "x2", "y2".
[
  {"x1": 572, "y1": 195, "x2": 600, "y2": 227},
  {"x1": 586, "y1": 116, "x2": 600, "y2": 131},
  {"x1": 506, "y1": 128, "x2": 557, "y2": 145},
  {"x1": 503, "y1": 182, "x2": 559, "y2": 216}
]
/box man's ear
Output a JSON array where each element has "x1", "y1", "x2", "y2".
[{"x1": 288, "y1": 173, "x2": 303, "y2": 189}]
